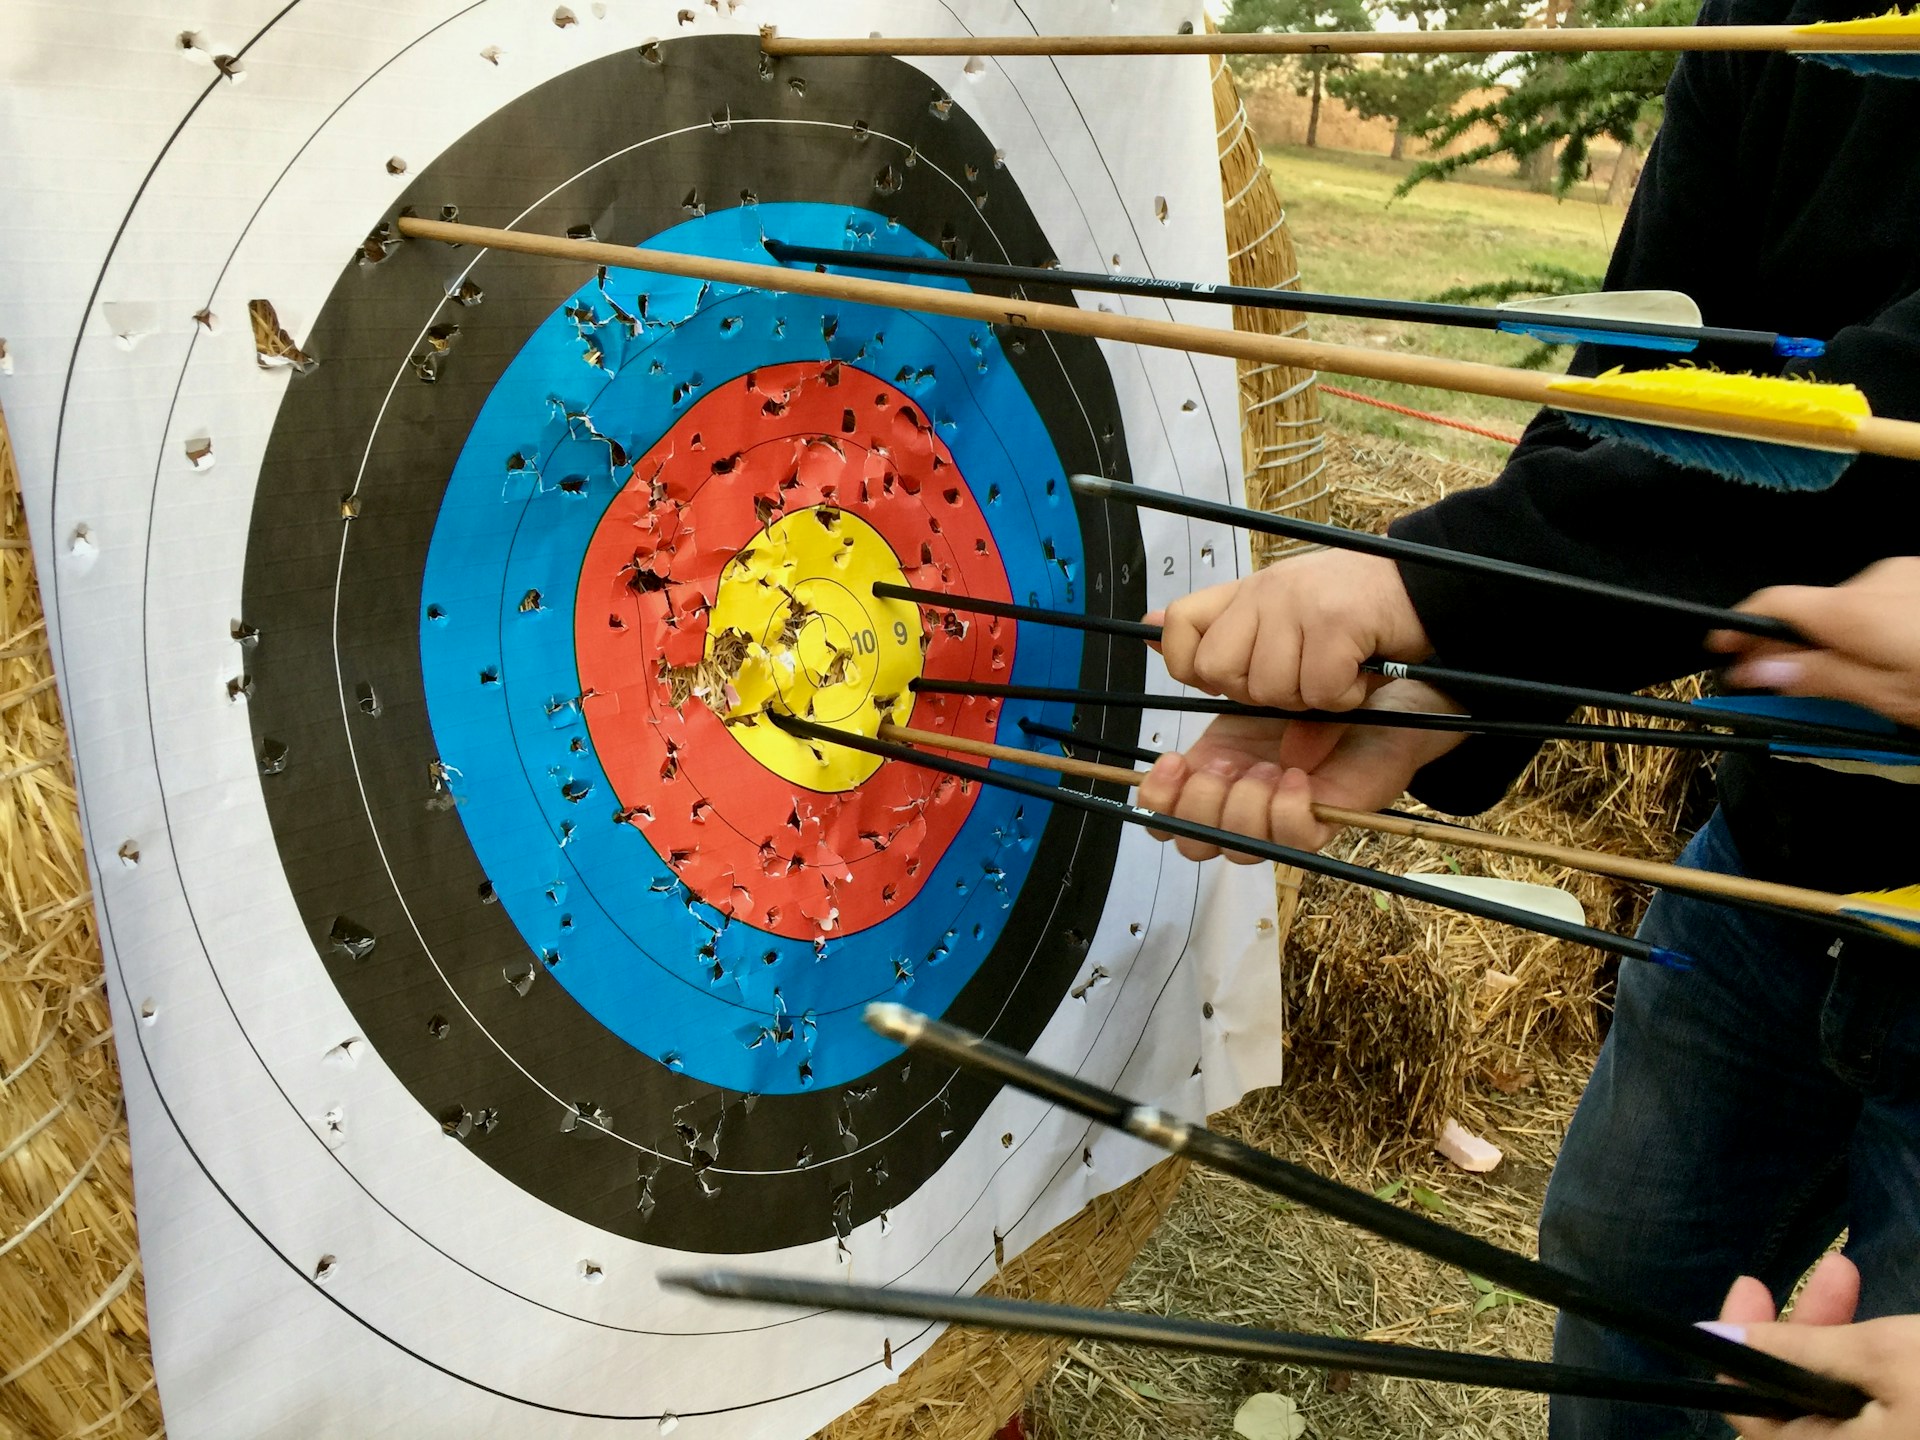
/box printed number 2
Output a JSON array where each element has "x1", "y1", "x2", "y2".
[{"x1": 1161, "y1": 556, "x2": 1175, "y2": 577}]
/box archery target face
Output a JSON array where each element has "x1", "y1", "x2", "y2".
[{"x1": 1, "y1": 3, "x2": 1283, "y2": 1435}]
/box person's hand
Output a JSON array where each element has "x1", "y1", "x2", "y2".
[
  {"x1": 1152, "y1": 549, "x2": 1432, "y2": 711},
  {"x1": 1711, "y1": 1253, "x2": 1920, "y2": 1437},
  {"x1": 1707, "y1": 557, "x2": 1920, "y2": 727},
  {"x1": 1134, "y1": 680, "x2": 1467, "y2": 860}
]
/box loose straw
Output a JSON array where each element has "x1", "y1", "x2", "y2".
[{"x1": 393, "y1": 217, "x2": 1920, "y2": 466}]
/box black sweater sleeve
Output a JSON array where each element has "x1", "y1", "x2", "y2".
[{"x1": 1384, "y1": 0, "x2": 1920, "y2": 815}]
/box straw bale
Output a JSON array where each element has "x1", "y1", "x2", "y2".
[
  {"x1": 0, "y1": 408, "x2": 162, "y2": 1440},
  {"x1": 1210, "y1": 54, "x2": 1329, "y2": 562},
  {"x1": 1269, "y1": 433, "x2": 1709, "y2": 1154}
]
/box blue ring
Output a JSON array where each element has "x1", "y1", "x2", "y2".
[{"x1": 420, "y1": 205, "x2": 1087, "y2": 1093}]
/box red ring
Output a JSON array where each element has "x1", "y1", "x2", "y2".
[{"x1": 576, "y1": 360, "x2": 1014, "y2": 940}]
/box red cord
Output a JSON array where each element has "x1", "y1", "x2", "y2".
[{"x1": 1318, "y1": 384, "x2": 1523, "y2": 447}]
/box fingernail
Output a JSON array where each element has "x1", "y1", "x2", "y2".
[
  {"x1": 1204, "y1": 754, "x2": 1245, "y2": 778},
  {"x1": 1736, "y1": 658, "x2": 1802, "y2": 690},
  {"x1": 1147, "y1": 753, "x2": 1186, "y2": 786},
  {"x1": 1143, "y1": 610, "x2": 1165, "y2": 628},
  {"x1": 1694, "y1": 1321, "x2": 1747, "y2": 1345},
  {"x1": 1245, "y1": 762, "x2": 1284, "y2": 784}
]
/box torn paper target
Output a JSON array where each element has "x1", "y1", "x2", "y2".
[
  {"x1": 0, "y1": 3, "x2": 1283, "y2": 1436},
  {"x1": 265, "y1": 69, "x2": 1138, "y2": 1252}
]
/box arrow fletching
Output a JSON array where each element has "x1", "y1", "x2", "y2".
[
  {"x1": 1693, "y1": 696, "x2": 1920, "y2": 779},
  {"x1": 1840, "y1": 885, "x2": 1920, "y2": 946},
  {"x1": 1497, "y1": 291, "x2": 1715, "y2": 354},
  {"x1": 1400, "y1": 874, "x2": 1590, "y2": 928},
  {"x1": 1547, "y1": 367, "x2": 1872, "y2": 490},
  {"x1": 1794, "y1": 10, "x2": 1920, "y2": 76},
  {"x1": 1500, "y1": 290, "x2": 1704, "y2": 327}
]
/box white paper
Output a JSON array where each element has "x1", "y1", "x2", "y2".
[{"x1": 0, "y1": 3, "x2": 1284, "y2": 1436}]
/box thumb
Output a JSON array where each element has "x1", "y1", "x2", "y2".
[
  {"x1": 1737, "y1": 1315, "x2": 1919, "y2": 1404},
  {"x1": 1160, "y1": 582, "x2": 1240, "y2": 686},
  {"x1": 1165, "y1": 583, "x2": 1238, "y2": 635}
]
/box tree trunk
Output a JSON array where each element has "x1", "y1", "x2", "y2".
[
  {"x1": 1606, "y1": 139, "x2": 1644, "y2": 206},
  {"x1": 1390, "y1": 123, "x2": 1407, "y2": 161},
  {"x1": 1520, "y1": 0, "x2": 1575, "y2": 193},
  {"x1": 1520, "y1": 143, "x2": 1557, "y2": 193},
  {"x1": 1306, "y1": 68, "x2": 1323, "y2": 148}
]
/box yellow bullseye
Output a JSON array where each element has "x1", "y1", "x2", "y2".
[{"x1": 705, "y1": 506, "x2": 923, "y2": 790}]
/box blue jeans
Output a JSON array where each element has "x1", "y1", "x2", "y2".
[{"x1": 1540, "y1": 810, "x2": 1920, "y2": 1439}]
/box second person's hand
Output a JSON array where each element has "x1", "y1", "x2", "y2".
[{"x1": 1135, "y1": 680, "x2": 1469, "y2": 861}]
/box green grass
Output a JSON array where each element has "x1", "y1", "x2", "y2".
[{"x1": 1263, "y1": 144, "x2": 1627, "y2": 465}]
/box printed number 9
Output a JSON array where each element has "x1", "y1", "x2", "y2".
[{"x1": 893, "y1": 620, "x2": 910, "y2": 645}]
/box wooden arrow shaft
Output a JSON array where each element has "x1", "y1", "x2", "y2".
[
  {"x1": 758, "y1": 25, "x2": 1920, "y2": 57},
  {"x1": 394, "y1": 217, "x2": 1920, "y2": 463},
  {"x1": 879, "y1": 721, "x2": 1885, "y2": 926}
]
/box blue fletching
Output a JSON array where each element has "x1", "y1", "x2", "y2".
[
  {"x1": 1797, "y1": 49, "x2": 1920, "y2": 78},
  {"x1": 1556, "y1": 411, "x2": 1855, "y2": 491},
  {"x1": 1693, "y1": 695, "x2": 1920, "y2": 768},
  {"x1": 1845, "y1": 903, "x2": 1920, "y2": 938},
  {"x1": 1773, "y1": 335, "x2": 1828, "y2": 360},
  {"x1": 1496, "y1": 319, "x2": 1696, "y2": 353},
  {"x1": 1649, "y1": 947, "x2": 1695, "y2": 971}
]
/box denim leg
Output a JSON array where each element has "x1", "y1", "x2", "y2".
[
  {"x1": 1540, "y1": 812, "x2": 1859, "y2": 1440},
  {"x1": 1838, "y1": 952, "x2": 1920, "y2": 1320}
]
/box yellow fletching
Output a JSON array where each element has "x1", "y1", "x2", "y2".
[
  {"x1": 1841, "y1": 884, "x2": 1920, "y2": 949},
  {"x1": 1547, "y1": 367, "x2": 1871, "y2": 436},
  {"x1": 1848, "y1": 884, "x2": 1920, "y2": 914},
  {"x1": 1795, "y1": 8, "x2": 1920, "y2": 37}
]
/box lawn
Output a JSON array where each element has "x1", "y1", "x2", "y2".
[{"x1": 1263, "y1": 145, "x2": 1628, "y2": 466}]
